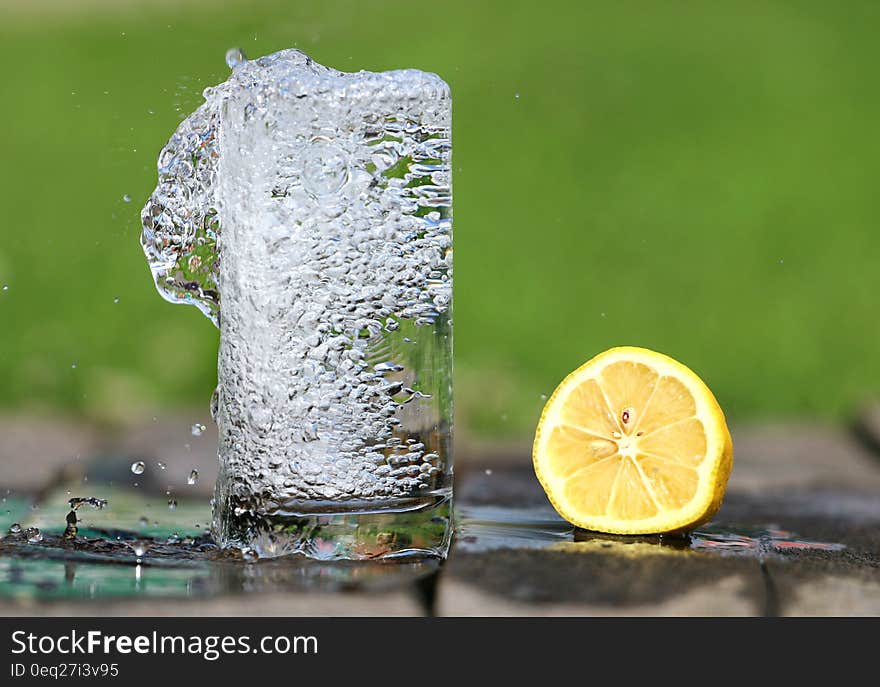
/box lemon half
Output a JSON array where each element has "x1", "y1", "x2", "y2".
[{"x1": 533, "y1": 346, "x2": 733, "y2": 534}]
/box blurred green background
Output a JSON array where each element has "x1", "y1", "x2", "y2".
[{"x1": 1, "y1": 0, "x2": 879, "y2": 437}]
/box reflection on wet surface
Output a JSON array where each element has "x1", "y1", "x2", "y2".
[
  {"x1": 0, "y1": 482, "x2": 440, "y2": 603},
  {"x1": 0, "y1": 491, "x2": 849, "y2": 603},
  {"x1": 0, "y1": 533, "x2": 440, "y2": 602},
  {"x1": 690, "y1": 524, "x2": 846, "y2": 555},
  {"x1": 454, "y1": 506, "x2": 574, "y2": 552},
  {"x1": 455, "y1": 505, "x2": 846, "y2": 558}
]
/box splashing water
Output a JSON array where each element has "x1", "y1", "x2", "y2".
[
  {"x1": 64, "y1": 511, "x2": 78, "y2": 539},
  {"x1": 68, "y1": 496, "x2": 108, "y2": 511},
  {"x1": 140, "y1": 72, "x2": 224, "y2": 321},
  {"x1": 141, "y1": 48, "x2": 453, "y2": 558}
]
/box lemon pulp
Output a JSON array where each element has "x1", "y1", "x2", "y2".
[{"x1": 533, "y1": 346, "x2": 733, "y2": 534}]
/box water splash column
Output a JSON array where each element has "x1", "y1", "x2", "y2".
[{"x1": 210, "y1": 52, "x2": 453, "y2": 560}]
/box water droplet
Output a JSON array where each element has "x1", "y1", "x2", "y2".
[
  {"x1": 132, "y1": 543, "x2": 146, "y2": 557},
  {"x1": 130, "y1": 461, "x2": 145, "y2": 475},
  {"x1": 157, "y1": 461, "x2": 166, "y2": 470},
  {"x1": 167, "y1": 497, "x2": 177, "y2": 510},
  {"x1": 225, "y1": 47, "x2": 247, "y2": 69},
  {"x1": 71, "y1": 363, "x2": 77, "y2": 369},
  {"x1": 191, "y1": 423, "x2": 206, "y2": 437},
  {"x1": 8, "y1": 523, "x2": 21, "y2": 534},
  {"x1": 166, "y1": 532, "x2": 180, "y2": 544},
  {"x1": 540, "y1": 394, "x2": 548, "y2": 401},
  {"x1": 187, "y1": 469, "x2": 199, "y2": 486},
  {"x1": 25, "y1": 527, "x2": 43, "y2": 543},
  {"x1": 138, "y1": 515, "x2": 149, "y2": 527},
  {"x1": 484, "y1": 469, "x2": 493, "y2": 476},
  {"x1": 123, "y1": 194, "x2": 132, "y2": 203},
  {"x1": 514, "y1": 92, "x2": 521, "y2": 99},
  {"x1": 113, "y1": 297, "x2": 120, "y2": 304},
  {"x1": 1, "y1": 285, "x2": 8, "y2": 292}
]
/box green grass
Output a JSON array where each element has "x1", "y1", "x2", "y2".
[{"x1": 1, "y1": 0, "x2": 880, "y2": 435}]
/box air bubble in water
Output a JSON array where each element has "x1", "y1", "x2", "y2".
[
  {"x1": 187, "y1": 469, "x2": 199, "y2": 485},
  {"x1": 123, "y1": 194, "x2": 132, "y2": 203},
  {"x1": 130, "y1": 461, "x2": 145, "y2": 475},
  {"x1": 374, "y1": 361, "x2": 404, "y2": 374},
  {"x1": 302, "y1": 140, "x2": 350, "y2": 197},
  {"x1": 225, "y1": 47, "x2": 247, "y2": 69},
  {"x1": 210, "y1": 387, "x2": 219, "y2": 421},
  {"x1": 157, "y1": 461, "x2": 166, "y2": 470}
]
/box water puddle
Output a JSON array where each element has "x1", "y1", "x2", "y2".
[
  {"x1": 455, "y1": 505, "x2": 575, "y2": 552},
  {"x1": 690, "y1": 524, "x2": 846, "y2": 556},
  {"x1": 0, "y1": 492, "x2": 847, "y2": 603},
  {"x1": 0, "y1": 482, "x2": 437, "y2": 603},
  {"x1": 455, "y1": 505, "x2": 846, "y2": 558},
  {"x1": 0, "y1": 529, "x2": 438, "y2": 602}
]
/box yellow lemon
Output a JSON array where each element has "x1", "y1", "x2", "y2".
[{"x1": 533, "y1": 346, "x2": 733, "y2": 534}]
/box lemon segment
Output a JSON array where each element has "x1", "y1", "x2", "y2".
[{"x1": 533, "y1": 346, "x2": 733, "y2": 534}]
